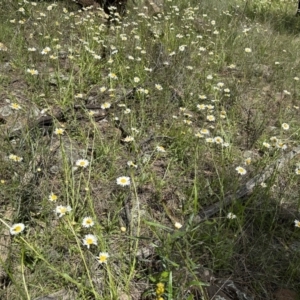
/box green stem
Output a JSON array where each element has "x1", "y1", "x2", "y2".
[
  {"x1": 21, "y1": 248, "x2": 30, "y2": 300},
  {"x1": 126, "y1": 173, "x2": 140, "y2": 289},
  {"x1": 65, "y1": 218, "x2": 100, "y2": 299}
]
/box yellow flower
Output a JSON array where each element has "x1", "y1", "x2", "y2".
[{"x1": 156, "y1": 282, "x2": 165, "y2": 295}]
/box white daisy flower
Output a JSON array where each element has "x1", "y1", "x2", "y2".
[
  {"x1": 49, "y1": 192, "x2": 58, "y2": 202},
  {"x1": 235, "y1": 166, "x2": 247, "y2": 175},
  {"x1": 174, "y1": 222, "x2": 183, "y2": 229},
  {"x1": 82, "y1": 234, "x2": 98, "y2": 249},
  {"x1": 116, "y1": 176, "x2": 130, "y2": 187},
  {"x1": 82, "y1": 217, "x2": 95, "y2": 228},
  {"x1": 227, "y1": 212, "x2": 237, "y2": 219},
  {"x1": 54, "y1": 128, "x2": 64, "y2": 135},
  {"x1": 54, "y1": 205, "x2": 72, "y2": 218},
  {"x1": 75, "y1": 159, "x2": 89, "y2": 168},
  {"x1": 98, "y1": 252, "x2": 109, "y2": 264},
  {"x1": 10, "y1": 223, "x2": 25, "y2": 235},
  {"x1": 156, "y1": 145, "x2": 166, "y2": 153}
]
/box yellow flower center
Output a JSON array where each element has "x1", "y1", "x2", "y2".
[
  {"x1": 14, "y1": 226, "x2": 22, "y2": 232},
  {"x1": 99, "y1": 255, "x2": 107, "y2": 263},
  {"x1": 86, "y1": 238, "x2": 93, "y2": 244}
]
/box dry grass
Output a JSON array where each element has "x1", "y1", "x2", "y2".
[{"x1": 0, "y1": 0, "x2": 300, "y2": 299}]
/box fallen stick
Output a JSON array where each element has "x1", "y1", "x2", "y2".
[{"x1": 193, "y1": 146, "x2": 300, "y2": 224}]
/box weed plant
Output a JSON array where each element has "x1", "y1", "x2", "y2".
[{"x1": 0, "y1": 0, "x2": 300, "y2": 299}]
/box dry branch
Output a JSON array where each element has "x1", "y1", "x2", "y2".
[{"x1": 194, "y1": 146, "x2": 300, "y2": 224}]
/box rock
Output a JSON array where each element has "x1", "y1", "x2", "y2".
[{"x1": 0, "y1": 105, "x2": 13, "y2": 117}]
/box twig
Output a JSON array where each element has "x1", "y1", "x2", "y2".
[{"x1": 193, "y1": 146, "x2": 300, "y2": 224}]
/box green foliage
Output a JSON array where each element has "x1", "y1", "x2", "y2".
[{"x1": 0, "y1": 0, "x2": 300, "y2": 299}]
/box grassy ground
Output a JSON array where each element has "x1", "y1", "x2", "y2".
[{"x1": 1, "y1": 0, "x2": 300, "y2": 299}]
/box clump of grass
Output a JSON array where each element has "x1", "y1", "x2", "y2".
[{"x1": 1, "y1": 0, "x2": 300, "y2": 299}]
